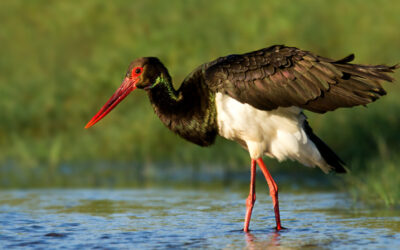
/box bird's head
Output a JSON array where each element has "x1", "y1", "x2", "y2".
[{"x1": 85, "y1": 57, "x2": 168, "y2": 128}]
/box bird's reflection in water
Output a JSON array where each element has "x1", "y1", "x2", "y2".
[{"x1": 245, "y1": 231, "x2": 281, "y2": 249}]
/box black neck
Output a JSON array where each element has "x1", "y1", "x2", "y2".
[{"x1": 147, "y1": 71, "x2": 218, "y2": 147}]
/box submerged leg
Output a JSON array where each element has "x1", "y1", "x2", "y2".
[
  {"x1": 243, "y1": 159, "x2": 257, "y2": 232},
  {"x1": 255, "y1": 158, "x2": 283, "y2": 231}
]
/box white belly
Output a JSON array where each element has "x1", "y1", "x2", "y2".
[{"x1": 215, "y1": 93, "x2": 325, "y2": 169}]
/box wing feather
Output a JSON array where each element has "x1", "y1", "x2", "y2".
[{"x1": 204, "y1": 45, "x2": 397, "y2": 113}]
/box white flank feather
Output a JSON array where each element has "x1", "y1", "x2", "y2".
[{"x1": 215, "y1": 92, "x2": 327, "y2": 170}]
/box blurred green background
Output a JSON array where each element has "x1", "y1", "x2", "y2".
[{"x1": 0, "y1": 0, "x2": 399, "y2": 206}]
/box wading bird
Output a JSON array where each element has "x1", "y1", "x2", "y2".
[{"x1": 85, "y1": 45, "x2": 398, "y2": 231}]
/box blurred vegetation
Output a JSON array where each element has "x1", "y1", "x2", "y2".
[{"x1": 0, "y1": 0, "x2": 399, "y2": 206}]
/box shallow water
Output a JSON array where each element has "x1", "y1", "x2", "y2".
[{"x1": 0, "y1": 189, "x2": 399, "y2": 249}]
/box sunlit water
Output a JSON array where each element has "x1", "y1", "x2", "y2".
[{"x1": 1, "y1": 189, "x2": 400, "y2": 249}]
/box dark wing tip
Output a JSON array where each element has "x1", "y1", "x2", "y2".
[{"x1": 334, "y1": 54, "x2": 355, "y2": 64}]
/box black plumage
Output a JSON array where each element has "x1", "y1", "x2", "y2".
[
  {"x1": 147, "y1": 65, "x2": 218, "y2": 147},
  {"x1": 204, "y1": 45, "x2": 398, "y2": 113}
]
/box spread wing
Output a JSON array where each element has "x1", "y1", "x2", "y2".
[{"x1": 204, "y1": 45, "x2": 398, "y2": 113}]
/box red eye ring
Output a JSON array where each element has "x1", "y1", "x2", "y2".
[{"x1": 131, "y1": 67, "x2": 143, "y2": 77}]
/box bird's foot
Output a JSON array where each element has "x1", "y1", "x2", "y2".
[{"x1": 275, "y1": 225, "x2": 287, "y2": 231}]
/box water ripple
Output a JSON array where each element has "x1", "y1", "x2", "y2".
[{"x1": 0, "y1": 189, "x2": 399, "y2": 249}]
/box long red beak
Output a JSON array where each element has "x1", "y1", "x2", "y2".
[{"x1": 85, "y1": 77, "x2": 138, "y2": 129}]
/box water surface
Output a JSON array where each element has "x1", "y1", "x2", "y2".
[{"x1": 1, "y1": 189, "x2": 399, "y2": 249}]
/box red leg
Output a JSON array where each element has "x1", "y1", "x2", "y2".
[
  {"x1": 256, "y1": 157, "x2": 283, "y2": 231},
  {"x1": 243, "y1": 159, "x2": 257, "y2": 232}
]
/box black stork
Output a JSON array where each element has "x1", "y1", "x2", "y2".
[{"x1": 85, "y1": 45, "x2": 398, "y2": 232}]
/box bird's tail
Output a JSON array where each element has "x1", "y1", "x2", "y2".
[{"x1": 303, "y1": 121, "x2": 347, "y2": 174}]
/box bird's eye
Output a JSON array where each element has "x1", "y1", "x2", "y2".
[
  {"x1": 129, "y1": 67, "x2": 144, "y2": 80},
  {"x1": 134, "y1": 67, "x2": 142, "y2": 74},
  {"x1": 131, "y1": 67, "x2": 143, "y2": 78}
]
